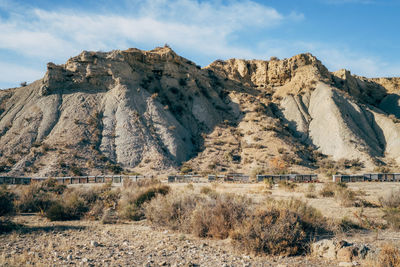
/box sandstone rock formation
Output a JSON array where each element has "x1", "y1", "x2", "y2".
[{"x1": 0, "y1": 46, "x2": 399, "y2": 176}]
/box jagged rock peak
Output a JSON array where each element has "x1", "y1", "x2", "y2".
[{"x1": 207, "y1": 52, "x2": 332, "y2": 96}]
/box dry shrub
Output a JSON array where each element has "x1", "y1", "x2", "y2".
[
  {"x1": 75, "y1": 183, "x2": 120, "y2": 220},
  {"x1": 119, "y1": 183, "x2": 170, "y2": 221},
  {"x1": 16, "y1": 183, "x2": 56, "y2": 212},
  {"x1": 263, "y1": 178, "x2": 274, "y2": 190},
  {"x1": 305, "y1": 193, "x2": 317, "y2": 199},
  {"x1": 335, "y1": 187, "x2": 356, "y2": 207},
  {"x1": 269, "y1": 198, "x2": 329, "y2": 235},
  {"x1": 15, "y1": 178, "x2": 67, "y2": 213},
  {"x1": 319, "y1": 182, "x2": 355, "y2": 206},
  {"x1": 231, "y1": 208, "x2": 306, "y2": 256},
  {"x1": 377, "y1": 244, "x2": 400, "y2": 267},
  {"x1": 146, "y1": 191, "x2": 331, "y2": 256},
  {"x1": 45, "y1": 191, "x2": 88, "y2": 221},
  {"x1": 337, "y1": 217, "x2": 364, "y2": 232},
  {"x1": 378, "y1": 190, "x2": 400, "y2": 230},
  {"x1": 319, "y1": 183, "x2": 336, "y2": 197},
  {"x1": 379, "y1": 190, "x2": 400, "y2": 208},
  {"x1": 200, "y1": 186, "x2": 215, "y2": 195},
  {"x1": 185, "y1": 183, "x2": 194, "y2": 191},
  {"x1": 232, "y1": 199, "x2": 330, "y2": 256},
  {"x1": 191, "y1": 194, "x2": 251, "y2": 239},
  {"x1": 0, "y1": 185, "x2": 15, "y2": 217},
  {"x1": 382, "y1": 208, "x2": 400, "y2": 230},
  {"x1": 145, "y1": 192, "x2": 204, "y2": 232}
]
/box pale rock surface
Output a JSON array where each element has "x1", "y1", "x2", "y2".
[{"x1": 1, "y1": 47, "x2": 400, "y2": 176}]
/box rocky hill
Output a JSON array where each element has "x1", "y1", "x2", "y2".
[{"x1": 0, "y1": 46, "x2": 399, "y2": 177}]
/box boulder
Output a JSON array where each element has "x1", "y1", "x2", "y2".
[{"x1": 311, "y1": 239, "x2": 337, "y2": 260}]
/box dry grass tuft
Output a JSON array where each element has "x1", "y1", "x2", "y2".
[{"x1": 376, "y1": 243, "x2": 400, "y2": 267}]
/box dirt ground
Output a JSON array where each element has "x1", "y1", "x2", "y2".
[{"x1": 1, "y1": 181, "x2": 400, "y2": 266}]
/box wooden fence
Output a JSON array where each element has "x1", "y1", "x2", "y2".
[
  {"x1": 333, "y1": 173, "x2": 400, "y2": 183},
  {"x1": 207, "y1": 173, "x2": 250, "y2": 182},
  {"x1": 257, "y1": 174, "x2": 318, "y2": 183},
  {"x1": 167, "y1": 175, "x2": 202, "y2": 183},
  {"x1": 0, "y1": 175, "x2": 146, "y2": 185}
]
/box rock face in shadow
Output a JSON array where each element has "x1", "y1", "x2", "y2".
[{"x1": 0, "y1": 47, "x2": 399, "y2": 176}]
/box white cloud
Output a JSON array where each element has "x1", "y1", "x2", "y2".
[
  {"x1": 0, "y1": 0, "x2": 292, "y2": 61},
  {"x1": 0, "y1": 0, "x2": 397, "y2": 88},
  {"x1": 0, "y1": 0, "x2": 305, "y2": 88}
]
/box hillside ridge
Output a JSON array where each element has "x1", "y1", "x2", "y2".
[{"x1": 0, "y1": 46, "x2": 399, "y2": 177}]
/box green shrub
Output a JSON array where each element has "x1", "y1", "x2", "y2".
[
  {"x1": 135, "y1": 185, "x2": 170, "y2": 207},
  {"x1": 45, "y1": 202, "x2": 69, "y2": 221},
  {"x1": 106, "y1": 163, "x2": 123, "y2": 174}
]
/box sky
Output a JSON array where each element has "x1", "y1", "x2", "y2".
[{"x1": 0, "y1": 0, "x2": 399, "y2": 89}]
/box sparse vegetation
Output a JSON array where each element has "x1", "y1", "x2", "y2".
[
  {"x1": 319, "y1": 182, "x2": 356, "y2": 207},
  {"x1": 145, "y1": 189, "x2": 329, "y2": 256}
]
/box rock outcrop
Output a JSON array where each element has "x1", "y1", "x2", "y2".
[{"x1": 0, "y1": 46, "x2": 399, "y2": 176}]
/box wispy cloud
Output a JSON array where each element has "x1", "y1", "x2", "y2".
[
  {"x1": 0, "y1": 0, "x2": 294, "y2": 60},
  {"x1": 0, "y1": 0, "x2": 397, "y2": 88},
  {"x1": 0, "y1": 0, "x2": 303, "y2": 86}
]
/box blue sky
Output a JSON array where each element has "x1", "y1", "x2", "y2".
[{"x1": 0, "y1": 0, "x2": 399, "y2": 89}]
